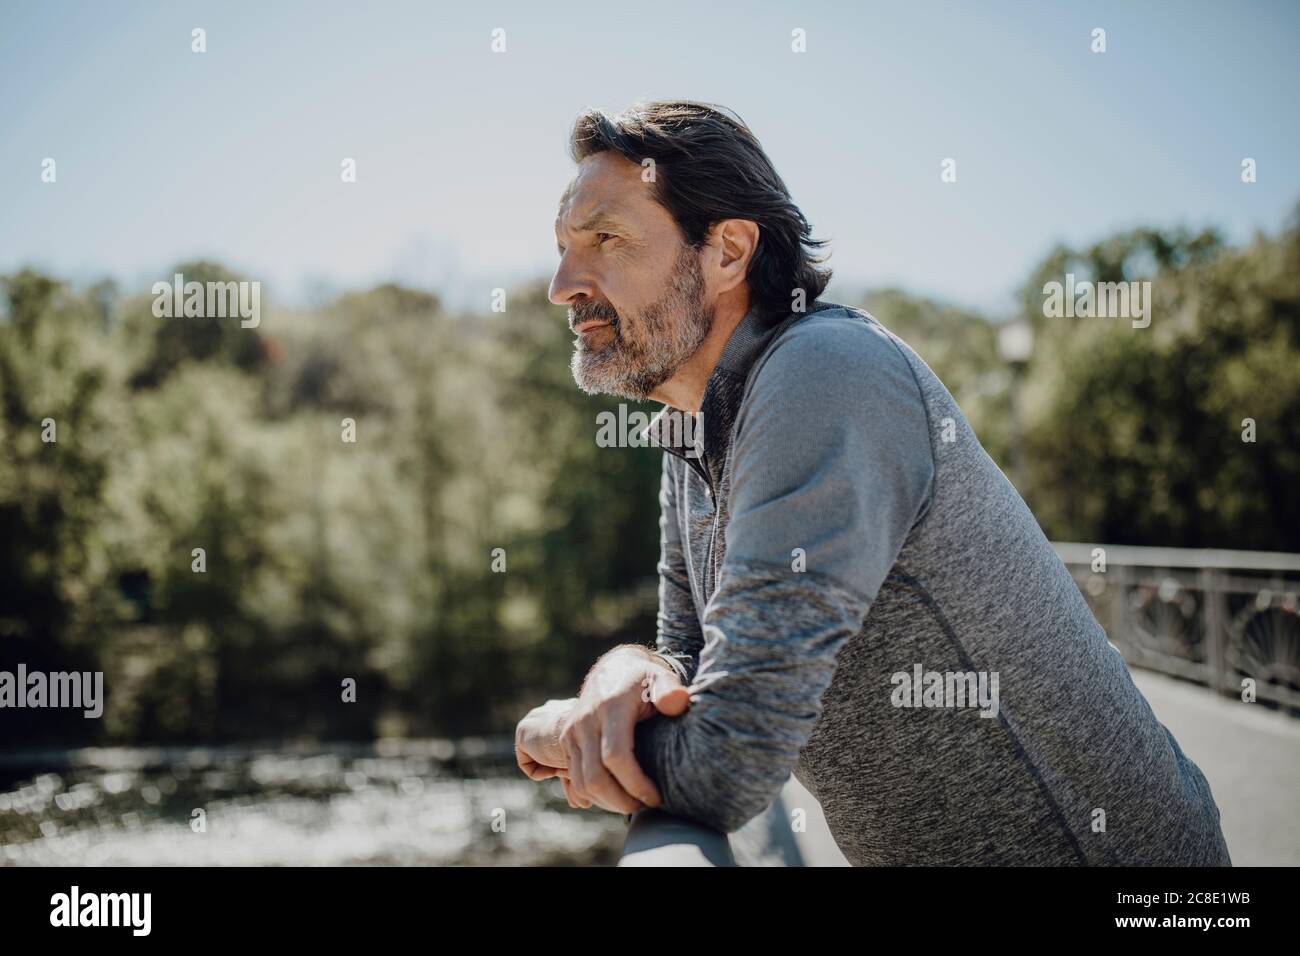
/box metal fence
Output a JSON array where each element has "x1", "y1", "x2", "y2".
[{"x1": 1053, "y1": 542, "x2": 1300, "y2": 710}]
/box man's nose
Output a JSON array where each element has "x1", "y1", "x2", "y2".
[{"x1": 548, "y1": 257, "x2": 597, "y2": 307}]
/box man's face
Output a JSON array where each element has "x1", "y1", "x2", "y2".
[{"x1": 549, "y1": 152, "x2": 715, "y2": 400}]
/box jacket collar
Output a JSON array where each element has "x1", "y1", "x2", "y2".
[{"x1": 640, "y1": 300, "x2": 841, "y2": 491}]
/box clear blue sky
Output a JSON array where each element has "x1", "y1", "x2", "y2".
[{"x1": 2, "y1": 0, "x2": 1297, "y2": 316}]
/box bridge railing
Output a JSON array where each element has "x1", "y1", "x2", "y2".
[
  {"x1": 1052, "y1": 542, "x2": 1300, "y2": 709},
  {"x1": 617, "y1": 808, "x2": 736, "y2": 866}
]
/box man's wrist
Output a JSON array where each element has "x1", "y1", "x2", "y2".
[
  {"x1": 647, "y1": 649, "x2": 691, "y2": 683},
  {"x1": 582, "y1": 644, "x2": 662, "y2": 694}
]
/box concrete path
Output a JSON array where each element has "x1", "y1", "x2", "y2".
[{"x1": 1129, "y1": 669, "x2": 1300, "y2": 866}]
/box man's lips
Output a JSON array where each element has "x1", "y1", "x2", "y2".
[{"x1": 573, "y1": 319, "x2": 612, "y2": 334}]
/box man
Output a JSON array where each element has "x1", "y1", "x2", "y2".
[{"x1": 515, "y1": 101, "x2": 1231, "y2": 866}]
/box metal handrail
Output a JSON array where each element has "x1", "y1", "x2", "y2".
[
  {"x1": 1053, "y1": 541, "x2": 1300, "y2": 709},
  {"x1": 1052, "y1": 541, "x2": 1300, "y2": 572},
  {"x1": 617, "y1": 808, "x2": 736, "y2": 866}
]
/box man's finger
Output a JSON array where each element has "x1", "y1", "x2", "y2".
[
  {"x1": 579, "y1": 733, "x2": 640, "y2": 814},
  {"x1": 524, "y1": 759, "x2": 563, "y2": 781},
  {"x1": 600, "y1": 710, "x2": 662, "y2": 807},
  {"x1": 516, "y1": 745, "x2": 550, "y2": 780},
  {"x1": 650, "y1": 672, "x2": 691, "y2": 717},
  {"x1": 563, "y1": 738, "x2": 593, "y2": 808},
  {"x1": 565, "y1": 775, "x2": 592, "y2": 809}
]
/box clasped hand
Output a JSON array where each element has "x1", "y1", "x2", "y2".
[{"x1": 514, "y1": 648, "x2": 690, "y2": 814}]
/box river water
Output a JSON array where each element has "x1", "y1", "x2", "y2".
[{"x1": 0, "y1": 739, "x2": 625, "y2": 866}]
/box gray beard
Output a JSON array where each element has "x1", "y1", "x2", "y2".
[{"x1": 570, "y1": 244, "x2": 714, "y2": 401}]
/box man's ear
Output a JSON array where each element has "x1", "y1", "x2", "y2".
[{"x1": 710, "y1": 218, "x2": 760, "y2": 294}]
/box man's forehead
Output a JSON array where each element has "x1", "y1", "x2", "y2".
[{"x1": 555, "y1": 155, "x2": 647, "y2": 229}]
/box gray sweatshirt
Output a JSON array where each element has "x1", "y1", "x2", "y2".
[{"x1": 632, "y1": 301, "x2": 1231, "y2": 866}]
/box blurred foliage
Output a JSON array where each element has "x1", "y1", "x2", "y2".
[
  {"x1": 1, "y1": 266, "x2": 660, "y2": 745},
  {"x1": 1010, "y1": 215, "x2": 1300, "y2": 548},
  {"x1": 1, "y1": 211, "x2": 1297, "y2": 746}
]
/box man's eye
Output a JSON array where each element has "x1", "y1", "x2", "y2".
[{"x1": 597, "y1": 232, "x2": 616, "y2": 244}]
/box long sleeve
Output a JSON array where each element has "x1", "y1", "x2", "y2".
[
  {"x1": 651, "y1": 451, "x2": 705, "y2": 684},
  {"x1": 633, "y1": 317, "x2": 935, "y2": 833}
]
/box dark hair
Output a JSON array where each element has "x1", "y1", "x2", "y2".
[{"x1": 568, "y1": 101, "x2": 831, "y2": 321}]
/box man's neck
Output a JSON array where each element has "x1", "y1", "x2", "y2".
[{"x1": 649, "y1": 292, "x2": 750, "y2": 414}]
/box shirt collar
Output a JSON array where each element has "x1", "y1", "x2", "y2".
[{"x1": 640, "y1": 300, "x2": 839, "y2": 490}]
